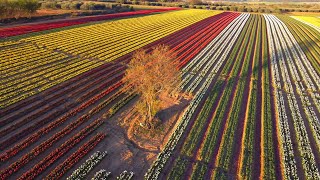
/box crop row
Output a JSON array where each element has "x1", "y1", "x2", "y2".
[
  {"x1": 0, "y1": 80, "x2": 121, "y2": 160},
  {"x1": 0, "y1": 9, "x2": 220, "y2": 108},
  {"x1": 265, "y1": 14, "x2": 319, "y2": 179},
  {"x1": 0, "y1": 119, "x2": 103, "y2": 179},
  {"x1": 291, "y1": 16, "x2": 320, "y2": 32},
  {"x1": 45, "y1": 134, "x2": 106, "y2": 180},
  {"x1": 24, "y1": 9, "x2": 220, "y2": 63},
  {"x1": 91, "y1": 170, "x2": 111, "y2": 180},
  {"x1": 67, "y1": 151, "x2": 107, "y2": 180},
  {"x1": 0, "y1": 68, "x2": 124, "y2": 140},
  {"x1": 145, "y1": 13, "x2": 250, "y2": 179},
  {"x1": 0, "y1": 8, "x2": 180, "y2": 38}
]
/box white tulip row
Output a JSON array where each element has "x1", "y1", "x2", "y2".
[
  {"x1": 117, "y1": 170, "x2": 134, "y2": 180},
  {"x1": 291, "y1": 16, "x2": 320, "y2": 33},
  {"x1": 265, "y1": 14, "x2": 320, "y2": 179},
  {"x1": 271, "y1": 15, "x2": 320, "y2": 106},
  {"x1": 144, "y1": 13, "x2": 250, "y2": 180},
  {"x1": 269, "y1": 15, "x2": 320, "y2": 153},
  {"x1": 181, "y1": 13, "x2": 250, "y2": 94},
  {"x1": 269, "y1": 13, "x2": 320, "y2": 159},
  {"x1": 91, "y1": 169, "x2": 111, "y2": 180},
  {"x1": 67, "y1": 151, "x2": 107, "y2": 180},
  {"x1": 265, "y1": 14, "x2": 298, "y2": 180}
]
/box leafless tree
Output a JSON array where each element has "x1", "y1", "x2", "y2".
[{"x1": 123, "y1": 45, "x2": 181, "y2": 128}]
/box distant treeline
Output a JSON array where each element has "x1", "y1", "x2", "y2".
[
  {"x1": 40, "y1": 1, "x2": 133, "y2": 11},
  {"x1": 110, "y1": 0, "x2": 320, "y2": 13},
  {"x1": 0, "y1": 0, "x2": 40, "y2": 19}
]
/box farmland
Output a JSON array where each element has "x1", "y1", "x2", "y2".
[{"x1": 0, "y1": 7, "x2": 320, "y2": 180}]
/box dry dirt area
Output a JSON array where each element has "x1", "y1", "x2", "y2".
[
  {"x1": 70, "y1": 94, "x2": 190, "y2": 179},
  {"x1": 77, "y1": 94, "x2": 191, "y2": 179}
]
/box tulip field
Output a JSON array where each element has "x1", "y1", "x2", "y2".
[{"x1": 0, "y1": 8, "x2": 320, "y2": 180}]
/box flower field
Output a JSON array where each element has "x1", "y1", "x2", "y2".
[{"x1": 0, "y1": 8, "x2": 319, "y2": 180}]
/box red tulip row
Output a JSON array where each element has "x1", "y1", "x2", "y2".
[
  {"x1": 17, "y1": 120, "x2": 104, "y2": 180},
  {"x1": 177, "y1": 13, "x2": 240, "y2": 68},
  {"x1": 0, "y1": 8, "x2": 180, "y2": 38},
  {"x1": 0, "y1": 62, "x2": 117, "y2": 119},
  {"x1": 171, "y1": 12, "x2": 232, "y2": 54},
  {"x1": 0, "y1": 98, "x2": 65, "y2": 138},
  {"x1": 112, "y1": 12, "x2": 232, "y2": 66},
  {"x1": 69, "y1": 66, "x2": 125, "y2": 99},
  {"x1": 0, "y1": 118, "x2": 103, "y2": 179},
  {"x1": 176, "y1": 13, "x2": 237, "y2": 58},
  {"x1": 0, "y1": 65, "x2": 124, "y2": 148},
  {"x1": 45, "y1": 133, "x2": 106, "y2": 180},
  {"x1": 0, "y1": 81, "x2": 121, "y2": 161},
  {"x1": 76, "y1": 72, "x2": 125, "y2": 103}
]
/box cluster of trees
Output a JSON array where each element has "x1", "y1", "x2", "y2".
[
  {"x1": 0, "y1": 0, "x2": 40, "y2": 19},
  {"x1": 118, "y1": 0, "x2": 320, "y2": 13}
]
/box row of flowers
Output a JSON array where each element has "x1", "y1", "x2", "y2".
[
  {"x1": 46, "y1": 133, "x2": 106, "y2": 180},
  {"x1": 0, "y1": 8, "x2": 180, "y2": 38},
  {"x1": 24, "y1": 10, "x2": 218, "y2": 64},
  {"x1": 0, "y1": 119, "x2": 103, "y2": 179},
  {"x1": 91, "y1": 170, "x2": 111, "y2": 180},
  {"x1": 265, "y1": 14, "x2": 299, "y2": 179},
  {"x1": 0, "y1": 65, "x2": 124, "y2": 144},
  {"x1": 272, "y1": 15, "x2": 320, "y2": 179},
  {"x1": 145, "y1": 13, "x2": 251, "y2": 179},
  {"x1": 0, "y1": 98, "x2": 65, "y2": 139},
  {"x1": 272, "y1": 15, "x2": 320, "y2": 153},
  {"x1": 0, "y1": 80, "x2": 121, "y2": 161},
  {"x1": 0, "y1": 61, "x2": 111, "y2": 115},
  {"x1": 1, "y1": 53, "x2": 68, "y2": 90},
  {"x1": 117, "y1": 170, "x2": 134, "y2": 180},
  {"x1": 67, "y1": 151, "x2": 107, "y2": 180},
  {"x1": 177, "y1": 13, "x2": 239, "y2": 69},
  {"x1": 265, "y1": 14, "x2": 320, "y2": 179},
  {"x1": 18, "y1": 120, "x2": 103, "y2": 180}
]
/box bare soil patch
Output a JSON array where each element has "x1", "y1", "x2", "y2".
[{"x1": 93, "y1": 94, "x2": 191, "y2": 178}]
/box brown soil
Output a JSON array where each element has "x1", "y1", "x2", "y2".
[{"x1": 93, "y1": 94, "x2": 191, "y2": 178}]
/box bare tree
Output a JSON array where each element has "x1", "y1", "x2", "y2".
[{"x1": 123, "y1": 45, "x2": 181, "y2": 128}]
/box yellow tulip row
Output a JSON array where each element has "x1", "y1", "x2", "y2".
[
  {"x1": 1, "y1": 52, "x2": 67, "y2": 79},
  {"x1": 292, "y1": 16, "x2": 320, "y2": 28},
  {"x1": 0, "y1": 57, "x2": 73, "y2": 89},
  {"x1": 23, "y1": 10, "x2": 221, "y2": 62},
  {"x1": 0, "y1": 57, "x2": 102, "y2": 108}
]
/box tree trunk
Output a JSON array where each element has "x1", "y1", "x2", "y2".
[{"x1": 147, "y1": 100, "x2": 152, "y2": 127}]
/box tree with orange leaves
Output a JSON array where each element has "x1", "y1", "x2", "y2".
[{"x1": 123, "y1": 45, "x2": 181, "y2": 128}]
